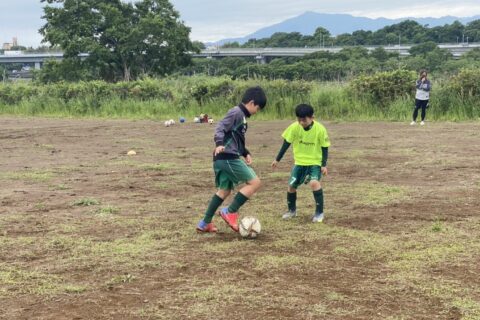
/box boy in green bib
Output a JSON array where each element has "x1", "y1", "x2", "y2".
[{"x1": 272, "y1": 104, "x2": 330, "y2": 223}]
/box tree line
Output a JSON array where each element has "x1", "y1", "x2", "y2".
[
  {"x1": 2, "y1": 1, "x2": 479, "y2": 83},
  {"x1": 222, "y1": 19, "x2": 480, "y2": 48}
]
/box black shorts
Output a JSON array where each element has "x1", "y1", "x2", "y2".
[{"x1": 415, "y1": 99, "x2": 429, "y2": 109}]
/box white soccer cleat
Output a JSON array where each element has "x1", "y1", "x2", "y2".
[
  {"x1": 420, "y1": 121, "x2": 425, "y2": 126},
  {"x1": 410, "y1": 121, "x2": 416, "y2": 126},
  {"x1": 312, "y1": 212, "x2": 324, "y2": 223},
  {"x1": 282, "y1": 211, "x2": 297, "y2": 220}
]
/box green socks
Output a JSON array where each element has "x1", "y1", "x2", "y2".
[
  {"x1": 203, "y1": 194, "x2": 224, "y2": 223},
  {"x1": 313, "y1": 189, "x2": 324, "y2": 214},
  {"x1": 228, "y1": 192, "x2": 249, "y2": 213},
  {"x1": 287, "y1": 192, "x2": 297, "y2": 212}
]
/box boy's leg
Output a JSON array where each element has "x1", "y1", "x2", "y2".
[
  {"x1": 282, "y1": 165, "x2": 305, "y2": 219},
  {"x1": 309, "y1": 167, "x2": 324, "y2": 223},
  {"x1": 228, "y1": 177, "x2": 261, "y2": 212},
  {"x1": 217, "y1": 159, "x2": 258, "y2": 232},
  {"x1": 197, "y1": 161, "x2": 234, "y2": 233},
  {"x1": 197, "y1": 190, "x2": 231, "y2": 232},
  {"x1": 287, "y1": 186, "x2": 297, "y2": 213},
  {"x1": 202, "y1": 189, "x2": 230, "y2": 223},
  {"x1": 282, "y1": 185, "x2": 297, "y2": 219}
]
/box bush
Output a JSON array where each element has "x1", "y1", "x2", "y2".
[
  {"x1": 447, "y1": 68, "x2": 480, "y2": 97},
  {"x1": 350, "y1": 69, "x2": 417, "y2": 107}
]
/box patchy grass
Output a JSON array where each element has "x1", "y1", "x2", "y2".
[
  {"x1": 139, "y1": 163, "x2": 175, "y2": 171},
  {"x1": 332, "y1": 182, "x2": 411, "y2": 207},
  {"x1": 72, "y1": 198, "x2": 100, "y2": 206},
  {"x1": 93, "y1": 205, "x2": 120, "y2": 215},
  {"x1": 63, "y1": 285, "x2": 88, "y2": 294},
  {"x1": 0, "y1": 265, "x2": 64, "y2": 296},
  {"x1": 49, "y1": 183, "x2": 70, "y2": 190},
  {"x1": 0, "y1": 170, "x2": 54, "y2": 182},
  {"x1": 2, "y1": 120, "x2": 480, "y2": 319}
]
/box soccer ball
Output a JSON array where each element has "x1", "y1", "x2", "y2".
[
  {"x1": 179, "y1": 117, "x2": 185, "y2": 123},
  {"x1": 164, "y1": 120, "x2": 170, "y2": 127},
  {"x1": 169, "y1": 119, "x2": 175, "y2": 125},
  {"x1": 239, "y1": 216, "x2": 261, "y2": 238},
  {"x1": 208, "y1": 118, "x2": 214, "y2": 124},
  {"x1": 194, "y1": 117, "x2": 201, "y2": 123}
]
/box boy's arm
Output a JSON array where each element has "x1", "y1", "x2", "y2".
[
  {"x1": 321, "y1": 147, "x2": 328, "y2": 167},
  {"x1": 321, "y1": 146, "x2": 329, "y2": 176},
  {"x1": 214, "y1": 109, "x2": 236, "y2": 147},
  {"x1": 272, "y1": 140, "x2": 291, "y2": 168},
  {"x1": 275, "y1": 140, "x2": 291, "y2": 162}
]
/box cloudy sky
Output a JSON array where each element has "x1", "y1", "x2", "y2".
[{"x1": 1, "y1": 0, "x2": 480, "y2": 46}]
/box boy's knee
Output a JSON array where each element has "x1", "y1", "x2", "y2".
[
  {"x1": 250, "y1": 178, "x2": 262, "y2": 190},
  {"x1": 217, "y1": 189, "x2": 231, "y2": 199},
  {"x1": 310, "y1": 180, "x2": 321, "y2": 190},
  {"x1": 288, "y1": 186, "x2": 296, "y2": 193}
]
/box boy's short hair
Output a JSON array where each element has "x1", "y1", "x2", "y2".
[
  {"x1": 242, "y1": 86, "x2": 267, "y2": 109},
  {"x1": 295, "y1": 104, "x2": 314, "y2": 118}
]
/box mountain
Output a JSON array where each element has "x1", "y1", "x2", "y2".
[{"x1": 214, "y1": 12, "x2": 480, "y2": 45}]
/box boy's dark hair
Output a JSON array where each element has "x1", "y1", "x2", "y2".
[
  {"x1": 242, "y1": 86, "x2": 267, "y2": 109},
  {"x1": 295, "y1": 104, "x2": 314, "y2": 118}
]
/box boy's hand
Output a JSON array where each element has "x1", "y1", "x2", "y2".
[
  {"x1": 245, "y1": 154, "x2": 253, "y2": 165},
  {"x1": 271, "y1": 160, "x2": 279, "y2": 169},
  {"x1": 214, "y1": 146, "x2": 225, "y2": 156},
  {"x1": 321, "y1": 166, "x2": 328, "y2": 176}
]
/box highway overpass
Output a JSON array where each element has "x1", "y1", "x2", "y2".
[
  {"x1": 193, "y1": 43, "x2": 479, "y2": 63},
  {"x1": 0, "y1": 43, "x2": 478, "y2": 69}
]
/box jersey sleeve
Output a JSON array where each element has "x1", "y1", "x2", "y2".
[
  {"x1": 281, "y1": 123, "x2": 297, "y2": 143},
  {"x1": 319, "y1": 127, "x2": 331, "y2": 148}
]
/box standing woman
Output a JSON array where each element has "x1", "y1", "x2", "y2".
[{"x1": 411, "y1": 70, "x2": 431, "y2": 126}]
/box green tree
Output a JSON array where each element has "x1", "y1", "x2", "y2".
[
  {"x1": 40, "y1": 0, "x2": 195, "y2": 82},
  {"x1": 409, "y1": 41, "x2": 438, "y2": 57},
  {"x1": 465, "y1": 19, "x2": 480, "y2": 42}
]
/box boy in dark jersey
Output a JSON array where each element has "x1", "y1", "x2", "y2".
[{"x1": 196, "y1": 86, "x2": 267, "y2": 233}]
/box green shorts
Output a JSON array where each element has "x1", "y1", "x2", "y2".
[
  {"x1": 288, "y1": 165, "x2": 322, "y2": 189},
  {"x1": 214, "y1": 159, "x2": 257, "y2": 190}
]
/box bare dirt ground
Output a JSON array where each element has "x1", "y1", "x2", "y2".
[{"x1": 1, "y1": 117, "x2": 479, "y2": 319}]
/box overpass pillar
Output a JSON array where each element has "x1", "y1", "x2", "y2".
[
  {"x1": 35, "y1": 62, "x2": 41, "y2": 70},
  {"x1": 255, "y1": 55, "x2": 267, "y2": 64}
]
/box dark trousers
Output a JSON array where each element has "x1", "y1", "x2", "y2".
[{"x1": 413, "y1": 99, "x2": 429, "y2": 121}]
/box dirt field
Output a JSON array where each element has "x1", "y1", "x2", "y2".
[{"x1": 1, "y1": 117, "x2": 479, "y2": 320}]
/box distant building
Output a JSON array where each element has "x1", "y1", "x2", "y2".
[{"x1": 2, "y1": 37, "x2": 18, "y2": 50}]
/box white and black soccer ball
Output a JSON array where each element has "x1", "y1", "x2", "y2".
[
  {"x1": 208, "y1": 118, "x2": 214, "y2": 124},
  {"x1": 164, "y1": 120, "x2": 170, "y2": 127},
  {"x1": 169, "y1": 119, "x2": 175, "y2": 125},
  {"x1": 239, "y1": 216, "x2": 261, "y2": 238}
]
